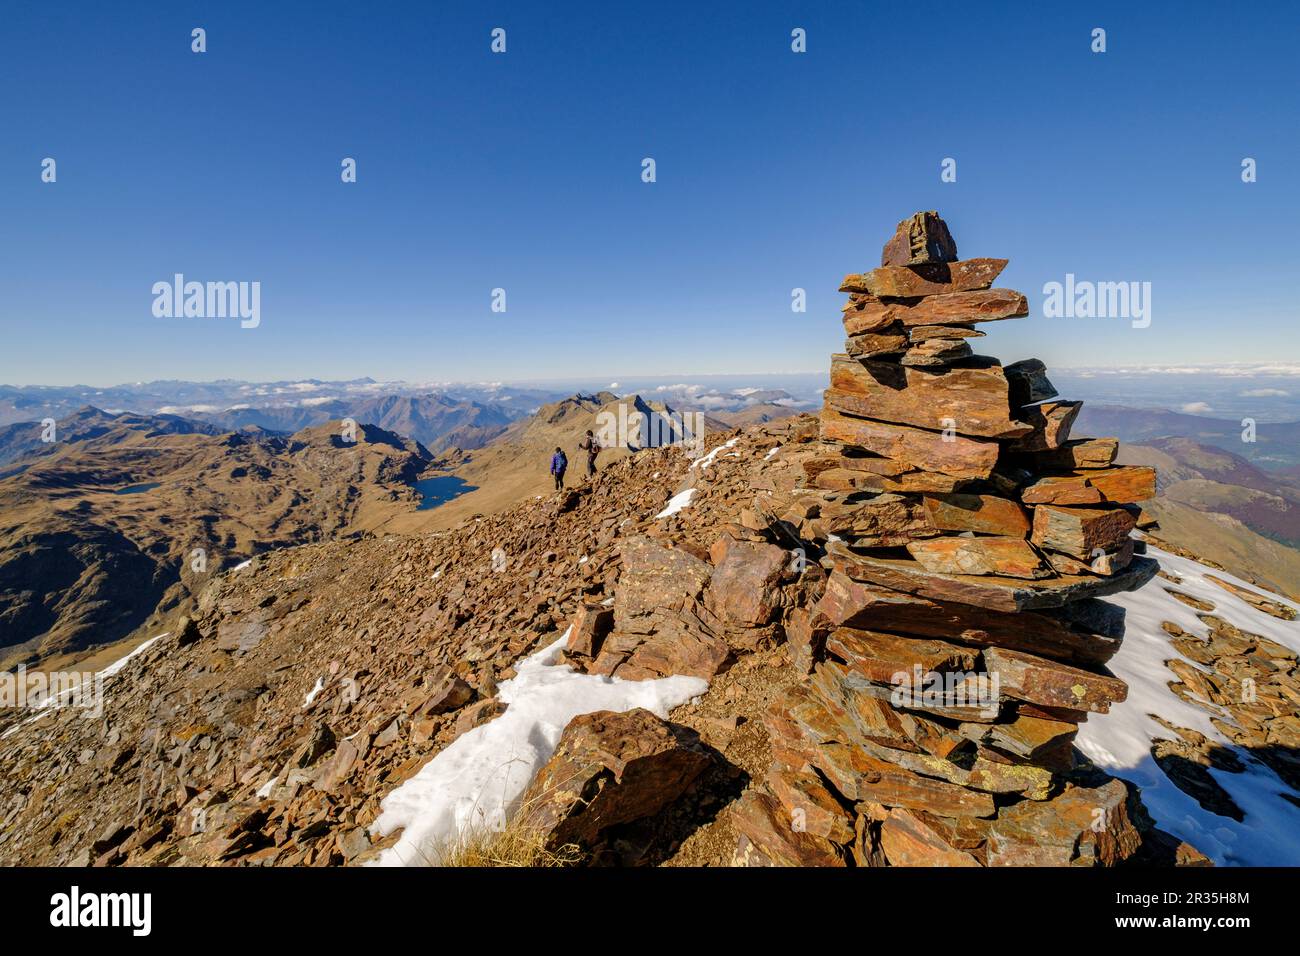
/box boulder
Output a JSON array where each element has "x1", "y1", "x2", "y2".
[
  {"x1": 819, "y1": 407, "x2": 999, "y2": 480},
  {"x1": 880, "y1": 210, "x2": 958, "y2": 266},
  {"x1": 959, "y1": 711, "x2": 1079, "y2": 762},
  {"x1": 706, "y1": 539, "x2": 788, "y2": 627},
  {"x1": 592, "y1": 612, "x2": 730, "y2": 682},
  {"x1": 905, "y1": 536, "x2": 1051, "y2": 579},
  {"x1": 845, "y1": 329, "x2": 908, "y2": 358},
  {"x1": 449, "y1": 698, "x2": 506, "y2": 741},
  {"x1": 412, "y1": 668, "x2": 474, "y2": 716},
  {"x1": 826, "y1": 627, "x2": 978, "y2": 684},
  {"x1": 1043, "y1": 539, "x2": 1136, "y2": 576},
  {"x1": 879, "y1": 808, "x2": 981, "y2": 866},
  {"x1": 291, "y1": 721, "x2": 336, "y2": 769},
  {"x1": 815, "y1": 571, "x2": 1124, "y2": 666},
  {"x1": 982, "y1": 646, "x2": 1128, "y2": 714},
  {"x1": 922, "y1": 493, "x2": 1031, "y2": 537},
  {"x1": 1007, "y1": 401, "x2": 1082, "y2": 452},
  {"x1": 899, "y1": 337, "x2": 973, "y2": 367},
  {"x1": 613, "y1": 536, "x2": 712, "y2": 630},
  {"x1": 730, "y1": 790, "x2": 847, "y2": 867},
  {"x1": 766, "y1": 769, "x2": 855, "y2": 842},
  {"x1": 815, "y1": 468, "x2": 972, "y2": 494},
  {"x1": 827, "y1": 354, "x2": 1031, "y2": 439},
  {"x1": 175, "y1": 615, "x2": 203, "y2": 647},
  {"x1": 843, "y1": 288, "x2": 1028, "y2": 333},
  {"x1": 908, "y1": 324, "x2": 984, "y2": 341},
  {"x1": 983, "y1": 778, "x2": 1142, "y2": 866},
  {"x1": 830, "y1": 545, "x2": 1160, "y2": 613},
  {"x1": 816, "y1": 492, "x2": 938, "y2": 546},
  {"x1": 1003, "y1": 358, "x2": 1058, "y2": 407},
  {"x1": 565, "y1": 603, "x2": 614, "y2": 658},
  {"x1": 520, "y1": 709, "x2": 710, "y2": 852},
  {"x1": 1030, "y1": 437, "x2": 1119, "y2": 470},
  {"x1": 1020, "y1": 466, "x2": 1157, "y2": 505},
  {"x1": 595, "y1": 535, "x2": 731, "y2": 680},
  {"x1": 840, "y1": 259, "x2": 1009, "y2": 298},
  {"x1": 1031, "y1": 505, "x2": 1136, "y2": 560}
]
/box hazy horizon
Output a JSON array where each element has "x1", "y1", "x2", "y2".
[{"x1": 9, "y1": 364, "x2": 1300, "y2": 425}]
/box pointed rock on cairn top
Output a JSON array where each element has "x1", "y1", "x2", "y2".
[{"x1": 733, "y1": 212, "x2": 1185, "y2": 867}]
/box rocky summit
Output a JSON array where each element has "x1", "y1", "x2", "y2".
[
  {"x1": 732, "y1": 211, "x2": 1172, "y2": 866},
  {"x1": 0, "y1": 213, "x2": 1230, "y2": 869}
]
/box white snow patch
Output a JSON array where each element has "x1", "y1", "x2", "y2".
[
  {"x1": 96, "y1": 633, "x2": 167, "y2": 682},
  {"x1": 1, "y1": 632, "x2": 168, "y2": 740},
  {"x1": 1077, "y1": 545, "x2": 1300, "y2": 866},
  {"x1": 656, "y1": 487, "x2": 697, "y2": 518},
  {"x1": 690, "y1": 438, "x2": 738, "y2": 471},
  {"x1": 255, "y1": 776, "x2": 279, "y2": 799},
  {"x1": 231, "y1": 559, "x2": 252, "y2": 572},
  {"x1": 578, "y1": 555, "x2": 589, "y2": 565},
  {"x1": 764, "y1": 445, "x2": 782, "y2": 460},
  {"x1": 369, "y1": 629, "x2": 707, "y2": 866}
]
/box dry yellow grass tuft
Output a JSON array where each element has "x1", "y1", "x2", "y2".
[{"x1": 432, "y1": 818, "x2": 582, "y2": 868}]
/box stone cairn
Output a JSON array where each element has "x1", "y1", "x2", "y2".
[{"x1": 735, "y1": 212, "x2": 1170, "y2": 866}]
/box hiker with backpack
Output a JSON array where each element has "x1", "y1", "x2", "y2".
[
  {"x1": 578, "y1": 430, "x2": 601, "y2": 478},
  {"x1": 550, "y1": 446, "x2": 567, "y2": 491}
]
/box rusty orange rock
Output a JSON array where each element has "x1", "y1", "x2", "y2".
[{"x1": 840, "y1": 258, "x2": 1010, "y2": 297}]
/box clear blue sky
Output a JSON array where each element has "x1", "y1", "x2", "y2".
[{"x1": 2, "y1": 0, "x2": 1297, "y2": 387}]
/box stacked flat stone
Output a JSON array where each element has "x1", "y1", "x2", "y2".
[{"x1": 734, "y1": 212, "x2": 1166, "y2": 867}]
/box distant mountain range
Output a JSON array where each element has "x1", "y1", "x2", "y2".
[
  {"x1": 0, "y1": 406, "x2": 226, "y2": 468},
  {"x1": 0, "y1": 385, "x2": 515, "y2": 455},
  {"x1": 1116, "y1": 436, "x2": 1300, "y2": 598},
  {"x1": 189, "y1": 393, "x2": 515, "y2": 453},
  {"x1": 0, "y1": 387, "x2": 792, "y2": 667},
  {"x1": 1077, "y1": 404, "x2": 1300, "y2": 470},
  {"x1": 0, "y1": 408, "x2": 430, "y2": 668},
  {"x1": 395, "y1": 391, "x2": 734, "y2": 532},
  {"x1": 0, "y1": 378, "x2": 813, "y2": 455},
  {"x1": 9, "y1": 377, "x2": 1300, "y2": 665}
]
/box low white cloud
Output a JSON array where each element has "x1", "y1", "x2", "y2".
[
  {"x1": 1241, "y1": 388, "x2": 1290, "y2": 397},
  {"x1": 1180, "y1": 401, "x2": 1213, "y2": 414},
  {"x1": 158, "y1": 404, "x2": 219, "y2": 414},
  {"x1": 656, "y1": 383, "x2": 705, "y2": 395},
  {"x1": 1058, "y1": 362, "x2": 1300, "y2": 378}
]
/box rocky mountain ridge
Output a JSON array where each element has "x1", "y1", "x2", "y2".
[
  {"x1": 3, "y1": 213, "x2": 1297, "y2": 868},
  {"x1": 2, "y1": 408, "x2": 1296, "y2": 866}
]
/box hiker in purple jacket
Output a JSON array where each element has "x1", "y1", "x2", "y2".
[{"x1": 550, "y1": 446, "x2": 567, "y2": 491}]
